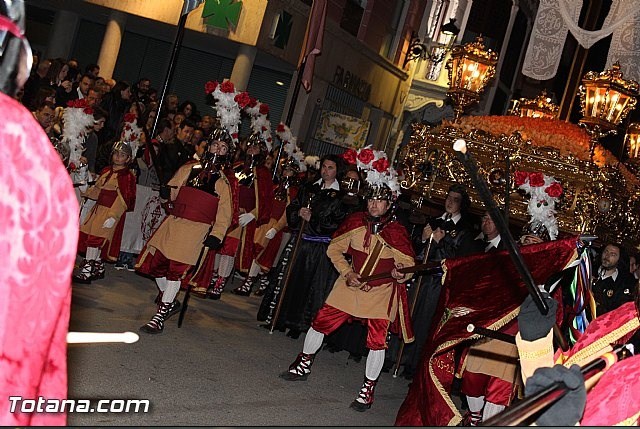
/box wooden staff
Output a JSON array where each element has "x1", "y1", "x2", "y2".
[
  {"x1": 358, "y1": 260, "x2": 442, "y2": 284},
  {"x1": 391, "y1": 234, "x2": 434, "y2": 378},
  {"x1": 466, "y1": 323, "x2": 516, "y2": 344},
  {"x1": 178, "y1": 225, "x2": 212, "y2": 328},
  {"x1": 453, "y1": 139, "x2": 569, "y2": 351},
  {"x1": 483, "y1": 344, "x2": 634, "y2": 426},
  {"x1": 269, "y1": 192, "x2": 313, "y2": 334}
]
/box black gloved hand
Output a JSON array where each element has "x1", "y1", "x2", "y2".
[
  {"x1": 518, "y1": 290, "x2": 557, "y2": 341},
  {"x1": 159, "y1": 184, "x2": 171, "y2": 200},
  {"x1": 203, "y1": 235, "x2": 222, "y2": 250},
  {"x1": 525, "y1": 364, "x2": 586, "y2": 426}
]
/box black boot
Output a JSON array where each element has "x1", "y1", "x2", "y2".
[
  {"x1": 207, "y1": 276, "x2": 227, "y2": 300},
  {"x1": 253, "y1": 274, "x2": 269, "y2": 296},
  {"x1": 350, "y1": 377, "x2": 378, "y2": 411},
  {"x1": 92, "y1": 260, "x2": 105, "y2": 280},
  {"x1": 140, "y1": 301, "x2": 178, "y2": 334},
  {"x1": 279, "y1": 352, "x2": 314, "y2": 381},
  {"x1": 231, "y1": 275, "x2": 256, "y2": 296},
  {"x1": 72, "y1": 259, "x2": 94, "y2": 284}
]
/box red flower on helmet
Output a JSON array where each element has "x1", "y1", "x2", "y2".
[
  {"x1": 514, "y1": 171, "x2": 529, "y2": 187},
  {"x1": 545, "y1": 182, "x2": 563, "y2": 198},
  {"x1": 276, "y1": 123, "x2": 286, "y2": 133},
  {"x1": 528, "y1": 172, "x2": 545, "y2": 187},
  {"x1": 372, "y1": 158, "x2": 390, "y2": 173},
  {"x1": 83, "y1": 107, "x2": 94, "y2": 115},
  {"x1": 259, "y1": 104, "x2": 269, "y2": 115},
  {"x1": 220, "y1": 80, "x2": 235, "y2": 93},
  {"x1": 234, "y1": 92, "x2": 251, "y2": 108},
  {"x1": 124, "y1": 113, "x2": 137, "y2": 123},
  {"x1": 357, "y1": 148, "x2": 375, "y2": 165},
  {"x1": 342, "y1": 149, "x2": 357, "y2": 164},
  {"x1": 231, "y1": 132, "x2": 238, "y2": 139},
  {"x1": 248, "y1": 97, "x2": 258, "y2": 108},
  {"x1": 204, "y1": 80, "x2": 218, "y2": 94},
  {"x1": 261, "y1": 126, "x2": 267, "y2": 131}
]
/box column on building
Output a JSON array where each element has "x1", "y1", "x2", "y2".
[
  {"x1": 97, "y1": 10, "x2": 127, "y2": 80},
  {"x1": 483, "y1": 0, "x2": 520, "y2": 114},
  {"x1": 230, "y1": 44, "x2": 257, "y2": 92},
  {"x1": 45, "y1": 9, "x2": 80, "y2": 60}
]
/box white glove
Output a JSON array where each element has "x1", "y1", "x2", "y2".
[
  {"x1": 238, "y1": 213, "x2": 256, "y2": 227},
  {"x1": 265, "y1": 228, "x2": 277, "y2": 239},
  {"x1": 102, "y1": 217, "x2": 116, "y2": 228}
]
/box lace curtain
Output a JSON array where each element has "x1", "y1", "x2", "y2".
[{"x1": 522, "y1": 0, "x2": 640, "y2": 81}]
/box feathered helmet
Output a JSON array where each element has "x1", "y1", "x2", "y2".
[
  {"x1": 244, "y1": 97, "x2": 273, "y2": 153},
  {"x1": 204, "y1": 79, "x2": 242, "y2": 155},
  {"x1": 515, "y1": 171, "x2": 563, "y2": 241},
  {"x1": 342, "y1": 146, "x2": 400, "y2": 201},
  {"x1": 62, "y1": 98, "x2": 94, "y2": 171},
  {"x1": 119, "y1": 112, "x2": 141, "y2": 159},
  {"x1": 275, "y1": 123, "x2": 306, "y2": 173}
]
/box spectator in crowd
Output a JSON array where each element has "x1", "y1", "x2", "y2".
[
  {"x1": 70, "y1": 72, "x2": 94, "y2": 102},
  {"x1": 199, "y1": 114, "x2": 214, "y2": 137},
  {"x1": 31, "y1": 85, "x2": 56, "y2": 110},
  {"x1": 85, "y1": 63, "x2": 99, "y2": 78},
  {"x1": 592, "y1": 243, "x2": 637, "y2": 316},
  {"x1": 21, "y1": 57, "x2": 50, "y2": 108},
  {"x1": 66, "y1": 58, "x2": 80, "y2": 82},
  {"x1": 33, "y1": 100, "x2": 56, "y2": 138},
  {"x1": 84, "y1": 107, "x2": 108, "y2": 175},
  {"x1": 133, "y1": 77, "x2": 151, "y2": 104},
  {"x1": 178, "y1": 100, "x2": 200, "y2": 123},
  {"x1": 99, "y1": 80, "x2": 131, "y2": 143},
  {"x1": 85, "y1": 87, "x2": 101, "y2": 107},
  {"x1": 156, "y1": 119, "x2": 195, "y2": 184}
]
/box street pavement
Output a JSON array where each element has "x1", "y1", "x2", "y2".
[{"x1": 67, "y1": 263, "x2": 413, "y2": 426}]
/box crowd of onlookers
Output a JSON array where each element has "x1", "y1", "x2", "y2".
[{"x1": 18, "y1": 54, "x2": 275, "y2": 187}]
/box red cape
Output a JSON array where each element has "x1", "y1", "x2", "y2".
[{"x1": 395, "y1": 236, "x2": 578, "y2": 426}]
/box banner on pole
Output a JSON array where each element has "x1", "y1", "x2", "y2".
[{"x1": 314, "y1": 110, "x2": 370, "y2": 149}]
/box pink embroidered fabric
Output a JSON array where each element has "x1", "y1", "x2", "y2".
[{"x1": 0, "y1": 93, "x2": 78, "y2": 425}]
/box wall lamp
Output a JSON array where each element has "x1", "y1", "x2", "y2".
[{"x1": 403, "y1": 18, "x2": 460, "y2": 68}]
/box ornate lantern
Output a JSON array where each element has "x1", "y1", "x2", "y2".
[
  {"x1": 625, "y1": 122, "x2": 640, "y2": 159},
  {"x1": 509, "y1": 90, "x2": 559, "y2": 119},
  {"x1": 445, "y1": 36, "x2": 498, "y2": 120},
  {"x1": 578, "y1": 62, "x2": 639, "y2": 160}
]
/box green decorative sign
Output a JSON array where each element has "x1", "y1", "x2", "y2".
[{"x1": 202, "y1": 0, "x2": 243, "y2": 30}]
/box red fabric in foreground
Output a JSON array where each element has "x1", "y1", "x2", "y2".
[{"x1": 395, "y1": 236, "x2": 578, "y2": 426}]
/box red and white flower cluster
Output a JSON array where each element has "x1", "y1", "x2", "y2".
[
  {"x1": 63, "y1": 98, "x2": 94, "y2": 170},
  {"x1": 342, "y1": 146, "x2": 400, "y2": 196},
  {"x1": 276, "y1": 123, "x2": 306, "y2": 172},
  {"x1": 515, "y1": 171, "x2": 563, "y2": 240},
  {"x1": 120, "y1": 112, "x2": 142, "y2": 158},
  {"x1": 245, "y1": 99, "x2": 273, "y2": 151},
  {"x1": 205, "y1": 80, "x2": 242, "y2": 145}
]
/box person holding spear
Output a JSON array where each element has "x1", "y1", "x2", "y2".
[
  {"x1": 279, "y1": 148, "x2": 415, "y2": 412},
  {"x1": 134, "y1": 86, "x2": 238, "y2": 333}
]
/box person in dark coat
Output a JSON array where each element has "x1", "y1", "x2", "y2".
[{"x1": 258, "y1": 154, "x2": 347, "y2": 339}]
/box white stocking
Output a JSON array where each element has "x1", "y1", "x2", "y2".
[
  {"x1": 155, "y1": 277, "x2": 168, "y2": 292},
  {"x1": 365, "y1": 349, "x2": 385, "y2": 380},
  {"x1": 248, "y1": 260, "x2": 262, "y2": 277},
  {"x1": 161, "y1": 280, "x2": 180, "y2": 303},
  {"x1": 302, "y1": 327, "x2": 325, "y2": 355},
  {"x1": 482, "y1": 401, "x2": 505, "y2": 421},
  {"x1": 86, "y1": 246, "x2": 101, "y2": 261},
  {"x1": 218, "y1": 255, "x2": 234, "y2": 278},
  {"x1": 466, "y1": 395, "x2": 485, "y2": 413}
]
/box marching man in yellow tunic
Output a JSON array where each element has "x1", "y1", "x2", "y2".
[
  {"x1": 280, "y1": 148, "x2": 415, "y2": 411},
  {"x1": 135, "y1": 135, "x2": 233, "y2": 334}
]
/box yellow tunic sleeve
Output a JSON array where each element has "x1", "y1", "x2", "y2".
[
  {"x1": 211, "y1": 175, "x2": 232, "y2": 241},
  {"x1": 515, "y1": 330, "x2": 555, "y2": 382},
  {"x1": 327, "y1": 230, "x2": 356, "y2": 277}
]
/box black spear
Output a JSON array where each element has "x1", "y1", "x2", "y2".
[{"x1": 452, "y1": 139, "x2": 569, "y2": 351}]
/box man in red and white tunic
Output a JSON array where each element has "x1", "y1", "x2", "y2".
[{"x1": 280, "y1": 166, "x2": 415, "y2": 412}]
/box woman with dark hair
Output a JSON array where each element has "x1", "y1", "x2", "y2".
[
  {"x1": 99, "y1": 80, "x2": 132, "y2": 143},
  {"x1": 178, "y1": 100, "x2": 200, "y2": 123},
  {"x1": 258, "y1": 154, "x2": 348, "y2": 339}
]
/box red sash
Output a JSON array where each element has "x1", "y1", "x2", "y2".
[
  {"x1": 238, "y1": 184, "x2": 255, "y2": 212},
  {"x1": 97, "y1": 189, "x2": 117, "y2": 208},
  {"x1": 171, "y1": 187, "x2": 219, "y2": 224}
]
